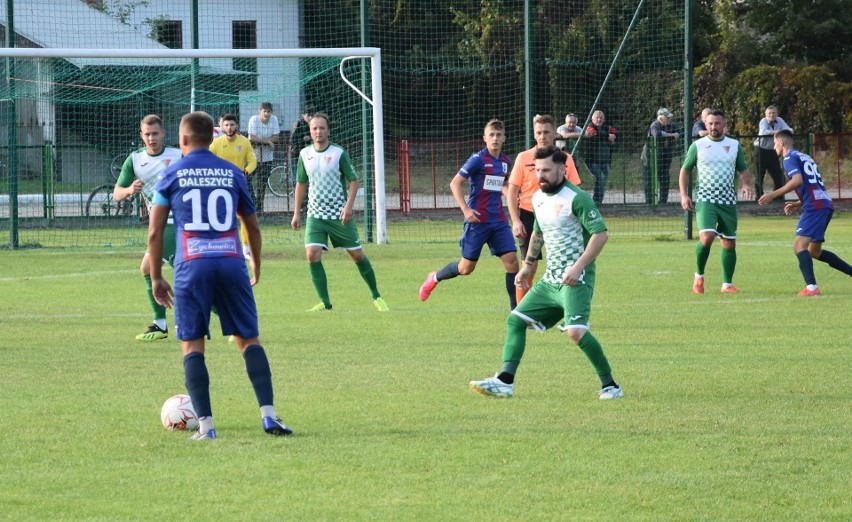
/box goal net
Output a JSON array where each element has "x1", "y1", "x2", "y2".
[{"x1": 0, "y1": 47, "x2": 385, "y2": 248}]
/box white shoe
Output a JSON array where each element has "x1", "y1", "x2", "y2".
[
  {"x1": 189, "y1": 429, "x2": 217, "y2": 440},
  {"x1": 598, "y1": 385, "x2": 624, "y2": 400},
  {"x1": 470, "y1": 374, "x2": 514, "y2": 398}
]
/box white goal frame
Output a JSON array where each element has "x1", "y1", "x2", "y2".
[{"x1": 2, "y1": 47, "x2": 388, "y2": 243}]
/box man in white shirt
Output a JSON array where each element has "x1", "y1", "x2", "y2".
[{"x1": 247, "y1": 101, "x2": 280, "y2": 214}]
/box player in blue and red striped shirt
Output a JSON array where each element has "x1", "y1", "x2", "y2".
[
  {"x1": 758, "y1": 129, "x2": 852, "y2": 296},
  {"x1": 419, "y1": 119, "x2": 519, "y2": 310}
]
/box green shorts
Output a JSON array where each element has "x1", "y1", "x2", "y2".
[
  {"x1": 305, "y1": 217, "x2": 362, "y2": 250},
  {"x1": 512, "y1": 279, "x2": 594, "y2": 331},
  {"x1": 696, "y1": 201, "x2": 738, "y2": 239}
]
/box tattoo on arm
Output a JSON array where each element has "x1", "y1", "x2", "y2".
[{"x1": 525, "y1": 233, "x2": 544, "y2": 264}]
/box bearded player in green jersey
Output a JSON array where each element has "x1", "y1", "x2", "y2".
[
  {"x1": 470, "y1": 145, "x2": 623, "y2": 400},
  {"x1": 113, "y1": 115, "x2": 183, "y2": 341},
  {"x1": 679, "y1": 110, "x2": 754, "y2": 294}
]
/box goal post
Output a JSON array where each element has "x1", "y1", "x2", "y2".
[{"x1": 1, "y1": 47, "x2": 387, "y2": 246}]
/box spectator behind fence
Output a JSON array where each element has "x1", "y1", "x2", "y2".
[
  {"x1": 754, "y1": 105, "x2": 793, "y2": 200},
  {"x1": 692, "y1": 108, "x2": 711, "y2": 140},
  {"x1": 247, "y1": 101, "x2": 280, "y2": 215},
  {"x1": 583, "y1": 110, "x2": 617, "y2": 206},
  {"x1": 642, "y1": 108, "x2": 681, "y2": 205}
]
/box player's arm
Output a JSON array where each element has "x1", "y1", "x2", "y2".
[
  {"x1": 244, "y1": 144, "x2": 258, "y2": 175},
  {"x1": 516, "y1": 230, "x2": 543, "y2": 288},
  {"x1": 679, "y1": 143, "x2": 698, "y2": 210},
  {"x1": 507, "y1": 156, "x2": 524, "y2": 237},
  {"x1": 759, "y1": 173, "x2": 801, "y2": 206},
  {"x1": 735, "y1": 145, "x2": 754, "y2": 199},
  {"x1": 339, "y1": 151, "x2": 359, "y2": 224},
  {"x1": 240, "y1": 212, "x2": 262, "y2": 284},
  {"x1": 449, "y1": 173, "x2": 478, "y2": 223},
  {"x1": 112, "y1": 156, "x2": 140, "y2": 201},
  {"x1": 147, "y1": 199, "x2": 173, "y2": 309},
  {"x1": 290, "y1": 157, "x2": 307, "y2": 230}
]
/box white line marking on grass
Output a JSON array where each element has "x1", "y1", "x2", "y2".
[
  {"x1": 5, "y1": 312, "x2": 149, "y2": 320},
  {"x1": 0, "y1": 269, "x2": 137, "y2": 282}
]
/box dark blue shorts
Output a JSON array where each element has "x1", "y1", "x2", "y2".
[
  {"x1": 173, "y1": 257, "x2": 259, "y2": 340},
  {"x1": 796, "y1": 208, "x2": 833, "y2": 242},
  {"x1": 459, "y1": 221, "x2": 516, "y2": 261}
]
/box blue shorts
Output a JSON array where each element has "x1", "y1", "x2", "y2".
[
  {"x1": 173, "y1": 257, "x2": 259, "y2": 340},
  {"x1": 796, "y1": 208, "x2": 833, "y2": 242},
  {"x1": 460, "y1": 221, "x2": 516, "y2": 261}
]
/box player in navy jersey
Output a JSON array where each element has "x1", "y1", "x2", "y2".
[
  {"x1": 148, "y1": 111, "x2": 292, "y2": 440},
  {"x1": 758, "y1": 129, "x2": 852, "y2": 296},
  {"x1": 419, "y1": 119, "x2": 519, "y2": 310}
]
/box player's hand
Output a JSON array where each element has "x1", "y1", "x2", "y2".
[
  {"x1": 562, "y1": 265, "x2": 583, "y2": 287},
  {"x1": 757, "y1": 194, "x2": 773, "y2": 206},
  {"x1": 249, "y1": 258, "x2": 260, "y2": 286},
  {"x1": 291, "y1": 214, "x2": 301, "y2": 230},
  {"x1": 131, "y1": 179, "x2": 144, "y2": 194},
  {"x1": 784, "y1": 202, "x2": 800, "y2": 216},
  {"x1": 340, "y1": 206, "x2": 354, "y2": 224},
  {"x1": 151, "y1": 278, "x2": 173, "y2": 308},
  {"x1": 463, "y1": 208, "x2": 481, "y2": 224},
  {"x1": 512, "y1": 221, "x2": 527, "y2": 239},
  {"x1": 740, "y1": 184, "x2": 755, "y2": 201},
  {"x1": 514, "y1": 271, "x2": 530, "y2": 290},
  {"x1": 681, "y1": 195, "x2": 694, "y2": 211}
]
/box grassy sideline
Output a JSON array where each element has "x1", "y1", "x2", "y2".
[{"x1": 0, "y1": 216, "x2": 850, "y2": 520}]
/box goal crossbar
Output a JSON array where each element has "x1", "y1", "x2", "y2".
[{"x1": 1, "y1": 47, "x2": 388, "y2": 244}]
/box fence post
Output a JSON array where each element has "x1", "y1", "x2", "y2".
[
  {"x1": 397, "y1": 140, "x2": 410, "y2": 214},
  {"x1": 42, "y1": 143, "x2": 55, "y2": 222}
]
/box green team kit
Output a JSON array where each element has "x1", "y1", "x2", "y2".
[
  {"x1": 513, "y1": 180, "x2": 608, "y2": 330},
  {"x1": 116, "y1": 146, "x2": 183, "y2": 263},
  {"x1": 682, "y1": 135, "x2": 748, "y2": 237}
]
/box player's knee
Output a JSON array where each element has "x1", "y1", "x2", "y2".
[
  {"x1": 564, "y1": 326, "x2": 586, "y2": 344},
  {"x1": 506, "y1": 313, "x2": 527, "y2": 332},
  {"x1": 348, "y1": 249, "x2": 365, "y2": 262},
  {"x1": 140, "y1": 255, "x2": 150, "y2": 276},
  {"x1": 458, "y1": 260, "x2": 476, "y2": 275}
]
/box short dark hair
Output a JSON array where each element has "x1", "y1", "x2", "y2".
[
  {"x1": 775, "y1": 128, "x2": 794, "y2": 143},
  {"x1": 533, "y1": 114, "x2": 555, "y2": 128},
  {"x1": 534, "y1": 144, "x2": 567, "y2": 165},
  {"x1": 221, "y1": 114, "x2": 238, "y2": 123},
  {"x1": 260, "y1": 101, "x2": 273, "y2": 111},
  {"x1": 484, "y1": 119, "x2": 504, "y2": 133},
  {"x1": 708, "y1": 109, "x2": 726, "y2": 119},
  {"x1": 310, "y1": 112, "x2": 330, "y2": 128},
  {"x1": 302, "y1": 105, "x2": 314, "y2": 115},
  {"x1": 180, "y1": 111, "x2": 215, "y2": 146}
]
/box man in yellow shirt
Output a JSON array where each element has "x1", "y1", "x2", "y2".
[{"x1": 210, "y1": 114, "x2": 257, "y2": 257}]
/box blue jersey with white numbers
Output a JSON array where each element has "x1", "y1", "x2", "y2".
[
  {"x1": 458, "y1": 147, "x2": 512, "y2": 224},
  {"x1": 154, "y1": 148, "x2": 256, "y2": 264},
  {"x1": 782, "y1": 149, "x2": 833, "y2": 212}
]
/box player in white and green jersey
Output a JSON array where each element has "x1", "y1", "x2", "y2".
[
  {"x1": 470, "y1": 145, "x2": 623, "y2": 401},
  {"x1": 679, "y1": 109, "x2": 753, "y2": 295},
  {"x1": 290, "y1": 112, "x2": 388, "y2": 312},
  {"x1": 113, "y1": 115, "x2": 183, "y2": 341}
]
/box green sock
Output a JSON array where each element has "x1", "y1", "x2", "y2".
[
  {"x1": 577, "y1": 330, "x2": 612, "y2": 378},
  {"x1": 144, "y1": 274, "x2": 166, "y2": 321},
  {"x1": 721, "y1": 247, "x2": 736, "y2": 284},
  {"x1": 500, "y1": 313, "x2": 527, "y2": 375},
  {"x1": 309, "y1": 261, "x2": 331, "y2": 306},
  {"x1": 356, "y1": 257, "x2": 381, "y2": 299},
  {"x1": 695, "y1": 242, "x2": 712, "y2": 276}
]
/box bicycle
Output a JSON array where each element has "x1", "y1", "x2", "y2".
[
  {"x1": 267, "y1": 162, "x2": 291, "y2": 197},
  {"x1": 85, "y1": 144, "x2": 140, "y2": 219}
]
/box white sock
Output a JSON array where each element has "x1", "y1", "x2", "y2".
[
  {"x1": 154, "y1": 318, "x2": 167, "y2": 331},
  {"x1": 694, "y1": 273, "x2": 704, "y2": 279},
  {"x1": 721, "y1": 282, "x2": 732, "y2": 289},
  {"x1": 198, "y1": 416, "x2": 214, "y2": 434},
  {"x1": 807, "y1": 284, "x2": 818, "y2": 291},
  {"x1": 260, "y1": 405, "x2": 277, "y2": 419}
]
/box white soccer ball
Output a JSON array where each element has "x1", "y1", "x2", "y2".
[{"x1": 160, "y1": 394, "x2": 199, "y2": 431}]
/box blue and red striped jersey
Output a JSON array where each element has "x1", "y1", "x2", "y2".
[
  {"x1": 782, "y1": 149, "x2": 833, "y2": 211},
  {"x1": 457, "y1": 148, "x2": 512, "y2": 223}
]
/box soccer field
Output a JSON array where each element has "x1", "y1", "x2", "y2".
[{"x1": 0, "y1": 216, "x2": 850, "y2": 520}]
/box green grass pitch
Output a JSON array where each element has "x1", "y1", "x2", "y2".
[{"x1": 0, "y1": 216, "x2": 850, "y2": 520}]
